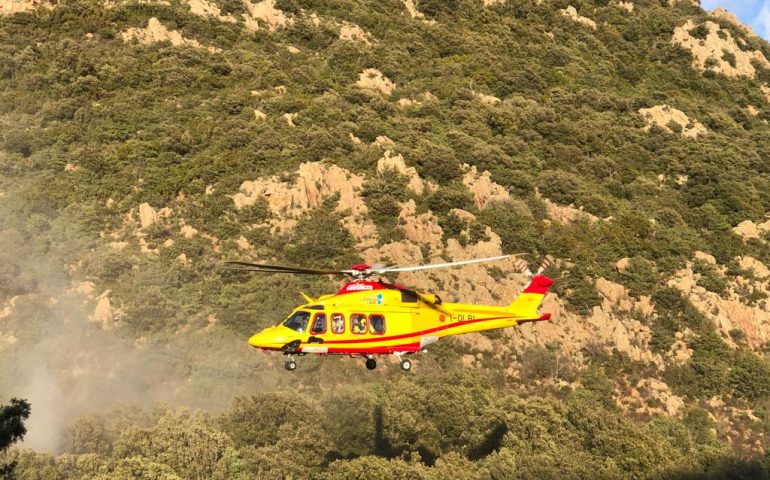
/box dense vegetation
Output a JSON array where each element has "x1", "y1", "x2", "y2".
[
  {"x1": 6, "y1": 372, "x2": 770, "y2": 479},
  {"x1": 1, "y1": 0, "x2": 770, "y2": 477},
  {"x1": 0, "y1": 398, "x2": 30, "y2": 479}
]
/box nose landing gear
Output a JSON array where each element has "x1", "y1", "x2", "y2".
[{"x1": 399, "y1": 358, "x2": 412, "y2": 371}]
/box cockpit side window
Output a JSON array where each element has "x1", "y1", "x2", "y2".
[
  {"x1": 310, "y1": 313, "x2": 327, "y2": 335},
  {"x1": 350, "y1": 313, "x2": 367, "y2": 335},
  {"x1": 283, "y1": 311, "x2": 311, "y2": 333}
]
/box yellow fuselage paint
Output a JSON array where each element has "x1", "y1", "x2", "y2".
[{"x1": 248, "y1": 284, "x2": 549, "y2": 355}]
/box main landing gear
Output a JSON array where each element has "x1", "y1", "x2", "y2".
[
  {"x1": 362, "y1": 355, "x2": 411, "y2": 371},
  {"x1": 284, "y1": 355, "x2": 297, "y2": 371},
  {"x1": 365, "y1": 357, "x2": 377, "y2": 370}
]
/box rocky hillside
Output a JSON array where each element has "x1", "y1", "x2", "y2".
[{"x1": 2, "y1": 0, "x2": 770, "y2": 478}]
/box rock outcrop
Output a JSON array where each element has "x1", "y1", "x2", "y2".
[
  {"x1": 401, "y1": 0, "x2": 436, "y2": 25},
  {"x1": 91, "y1": 294, "x2": 113, "y2": 326},
  {"x1": 560, "y1": 6, "x2": 597, "y2": 29},
  {"x1": 733, "y1": 218, "x2": 770, "y2": 241},
  {"x1": 231, "y1": 162, "x2": 377, "y2": 247},
  {"x1": 121, "y1": 17, "x2": 222, "y2": 53},
  {"x1": 638, "y1": 105, "x2": 707, "y2": 138},
  {"x1": 668, "y1": 255, "x2": 770, "y2": 350},
  {"x1": 339, "y1": 23, "x2": 375, "y2": 45},
  {"x1": 462, "y1": 165, "x2": 510, "y2": 210},
  {"x1": 0, "y1": 0, "x2": 51, "y2": 15},
  {"x1": 709, "y1": 8, "x2": 759, "y2": 39},
  {"x1": 672, "y1": 20, "x2": 770, "y2": 78},
  {"x1": 183, "y1": 0, "x2": 236, "y2": 23},
  {"x1": 376, "y1": 151, "x2": 434, "y2": 195},
  {"x1": 356, "y1": 69, "x2": 395, "y2": 95},
  {"x1": 242, "y1": 0, "x2": 291, "y2": 31}
]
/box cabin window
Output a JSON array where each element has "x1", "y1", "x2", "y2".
[
  {"x1": 310, "y1": 313, "x2": 327, "y2": 335},
  {"x1": 331, "y1": 313, "x2": 345, "y2": 334},
  {"x1": 369, "y1": 314, "x2": 385, "y2": 335},
  {"x1": 350, "y1": 313, "x2": 367, "y2": 335},
  {"x1": 283, "y1": 311, "x2": 311, "y2": 333}
]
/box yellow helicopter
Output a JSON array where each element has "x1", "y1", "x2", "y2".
[{"x1": 226, "y1": 255, "x2": 553, "y2": 371}]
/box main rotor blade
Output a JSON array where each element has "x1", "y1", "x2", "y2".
[
  {"x1": 223, "y1": 261, "x2": 348, "y2": 275},
  {"x1": 378, "y1": 254, "x2": 521, "y2": 273}
]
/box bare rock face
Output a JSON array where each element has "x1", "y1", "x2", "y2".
[
  {"x1": 183, "y1": 0, "x2": 236, "y2": 23},
  {"x1": 667, "y1": 330, "x2": 694, "y2": 366},
  {"x1": 474, "y1": 92, "x2": 501, "y2": 105},
  {"x1": 180, "y1": 225, "x2": 199, "y2": 238},
  {"x1": 242, "y1": 0, "x2": 292, "y2": 31},
  {"x1": 0, "y1": 0, "x2": 51, "y2": 15},
  {"x1": 236, "y1": 235, "x2": 251, "y2": 250},
  {"x1": 401, "y1": 0, "x2": 436, "y2": 24},
  {"x1": 544, "y1": 198, "x2": 599, "y2": 224},
  {"x1": 356, "y1": 69, "x2": 395, "y2": 95},
  {"x1": 709, "y1": 8, "x2": 760, "y2": 39},
  {"x1": 372, "y1": 136, "x2": 395, "y2": 148},
  {"x1": 509, "y1": 277, "x2": 660, "y2": 369},
  {"x1": 694, "y1": 250, "x2": 716, "y2": 265},
  {"x1": 616, "y1": 257, "x2": 631, "y2": 272},
  {"x1": 635, "y1": 378, "x2": 685, "y2": 416},
  {"x1": 283, "y1": 112, "x2": 297, "y2": 127},
  {"x1": 560, "y1": 6, "x2": 597, "y2": 29},
  {"x1": 121, "y1": 17, "x2": 222, "y2": 53},
  {"x1": 339, "y1": 23, "x2": 375, "y2": 45},
  {"x1": 397, "y1": 200, "x2": 443, "y2": 248},
  {"x1": 138, "y1": 203, "x2": 158, "y2": 229},
  {"x1": 668, "y1": 255, "x2": 770, "y2": 350},
  {"x1": 732, "y1": 218, "x2": 770, "y2": 241},
  {"x1": 92, "y1": 295, "x2": 113, "y2": 326},
  {"x1": 376, "y1": 151, "x2": 434, "y2": 195},
  {"x1": 231, "y1": 162, "x2": 377, "y2": 247},
  {"x1": 233, "y1": 162, "x2": 366, "y2": 215},
  {"x1": 672, "y1": 20, "x2": 770, "y2": 78},
  {"x1": 638, "y1": 105, "x2": 707, "y2": 138},
  {"x1": 462, "y1": 165, "x2": 510, "y2": 210},
  {"x1": 739, "y1": 256, "x2": 770, "y2": 279}
]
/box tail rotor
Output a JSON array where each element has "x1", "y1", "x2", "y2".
[{"x1": 514, "y1": 255, "x2": 554, "y2": 278}]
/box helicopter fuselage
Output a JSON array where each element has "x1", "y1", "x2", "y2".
[{"x1": 247, "y1": 277, "x2": 552, "y2": 356}]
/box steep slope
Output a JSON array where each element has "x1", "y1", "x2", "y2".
[{"x1": 2, "y1": 0, "x2": 770, "y2": 477}]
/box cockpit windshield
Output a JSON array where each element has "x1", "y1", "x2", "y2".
[{"x1": 283, "y1": 311, "x2": 311, "y2": 333}]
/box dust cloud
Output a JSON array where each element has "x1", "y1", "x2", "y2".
[{"x1": 1, "y1": 286, "x2": 268, "y2": 453}]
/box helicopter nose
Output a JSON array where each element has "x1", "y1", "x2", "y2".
[{"x1": 248, "y1": 327, "x2": 290, "y2": 350}]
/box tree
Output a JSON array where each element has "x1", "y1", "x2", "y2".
[{"x1": 0, "y1": 398, "x2": 31, "y2": 479}]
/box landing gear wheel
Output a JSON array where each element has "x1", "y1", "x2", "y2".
[
  {"x1": 284, "y1": 360, "x2": 297, "y2": 371},
  {"x1": 400, "y1": 358, "x2": 412, "y2": 371},
  {"x1": 365, "y1": 358, "x2": 377, "y2": 370}
]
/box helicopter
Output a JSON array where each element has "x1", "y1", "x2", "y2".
[{"x1": 225, "y1": 254, "x2": 554, "y2": 372}]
